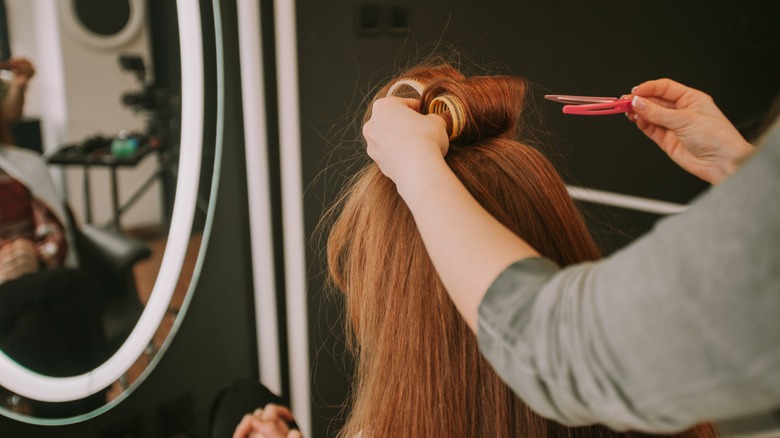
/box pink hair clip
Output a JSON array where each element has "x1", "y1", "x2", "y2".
[{"x1": 544, "y1": 95, "x2": 632, "y2": 115}]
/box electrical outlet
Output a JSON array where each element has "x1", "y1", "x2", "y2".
[
  {"x1": 388, "y1": 6, "x2": 409, "y2": 35},
  {"x1": 355, "y1": 5, "x2": 382, "y2": 36}
]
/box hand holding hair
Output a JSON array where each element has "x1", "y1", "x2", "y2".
[
  {"x1": 629, "y1": 78, "x2": 754, "y2": 185},
  {"x1": 363, "y1": 96, "x2": 449, "y2": 197}
]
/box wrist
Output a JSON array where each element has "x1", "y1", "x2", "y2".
[
  {"x1": 395, "y1": 154, "x2": 452, "y2": 208},
  {"x1": 713, "y1": 140, "x2": 754, "y2": 184}
]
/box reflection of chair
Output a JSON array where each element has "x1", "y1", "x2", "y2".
[{"x1": 67, "y1": 208, "x2": 152, "y2": 352}]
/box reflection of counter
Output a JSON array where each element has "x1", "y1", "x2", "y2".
[
  {"x1": 45, "y1": 140, "x2": 162, "y2": 229},
  {"x1": 46, "y1": 141, "x2": 155, "y2": 166}
]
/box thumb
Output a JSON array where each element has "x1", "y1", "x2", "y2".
[{"x1": 632, "y1": 96, "x2": 687, "y2": 130}]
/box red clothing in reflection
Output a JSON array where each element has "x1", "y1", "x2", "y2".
[{"x1": 0, "y1": 169, "x2": 67, "y2": 268}]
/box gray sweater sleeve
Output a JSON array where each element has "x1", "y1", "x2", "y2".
[{"x1": 477, "y1": 123, "x2": 780, "y2": 432}]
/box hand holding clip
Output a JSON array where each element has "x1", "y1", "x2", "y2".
[{"x1": 629, "y1": 79, "x2": 754, "y2": 184}]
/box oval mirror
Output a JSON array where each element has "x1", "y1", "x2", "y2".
[{"x1": 0, "y1": 0, "x2": 219, "y2": 424}]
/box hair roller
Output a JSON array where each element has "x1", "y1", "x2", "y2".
[
  {"x1": 428, "y1": 94, "x2": 465, "y2": 141},
  {"x1": 386, "y1": 78, "x2": 426, "y2": 99},
  {"x1": 423, "y1": 76, "x2": 525, "y2": 144}
]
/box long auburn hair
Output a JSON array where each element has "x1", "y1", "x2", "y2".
[{"x1": 326, "y1": 62, "x2": 717, "y2": 437}]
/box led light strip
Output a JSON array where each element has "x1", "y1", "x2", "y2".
[
  {"x1": 236, "y1": 0, "x2": 282, "y2": 395},
  {"x1": 567, "y1": 185, "x2": 688, "y2": 215},
  {"x1": 274, "y1": 0, "x2": 312, "y2": 436}
]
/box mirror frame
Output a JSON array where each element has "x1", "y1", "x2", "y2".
[{"x1": 0, "y1": 0, "x2": 219, "y2": 423}]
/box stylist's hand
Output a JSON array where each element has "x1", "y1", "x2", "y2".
[
  {"x1": 363, "y1": 97, "x2": 450, "y2": 194},
  {"x1": 0, "y1": 239, "x2": 39, "y2": 283},
  {"x1": 630, "y1": 78, "x2": 754, "y2": 185},
  {"x1": 233, "y1": 404, "x2": 301, "y2": 438}
]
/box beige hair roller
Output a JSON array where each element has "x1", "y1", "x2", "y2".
[
  {"x1": 386, "y1": 78, "x2": 426, "y2": 99},
  {"x1": 429, "y1": 94, "x2": 464, "y2": 141}
]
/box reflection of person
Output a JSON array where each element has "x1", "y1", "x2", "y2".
[
  {"x1": 0, "y1": 57, "x2": 35, "y2": 123},
  {"x1": 362, "y1": 66, "x2": 780, "y2": 434},
  {"x1": 0, "y1": 91, "x2": 107, "y2": 415},
  {"x1": 232, "y1": 64, "x2": 717, "y2": 437},
  {"x1": 0, "y1": 141, "x2": 106, "y2": 379}
]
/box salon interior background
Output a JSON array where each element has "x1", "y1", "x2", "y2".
[
  {"x1": 0, "y1": 0, "x2": 778, "y2": 437},
  {"x1": 2, "y1": 0, "x2": 162, "y2": 229}
]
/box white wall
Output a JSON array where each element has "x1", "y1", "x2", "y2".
[{"x1": 5, "y1": 0, "x2": 162, "y2": 230}]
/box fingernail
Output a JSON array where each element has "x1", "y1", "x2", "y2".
[
  {"x1": 632, "y1": 96, "x2": 647, "y2": 111},
  {"x1": 631, "y1": 86, "x2": 638, "y2": 94}
]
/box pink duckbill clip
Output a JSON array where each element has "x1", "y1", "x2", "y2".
[{"x1": 544, "y1": 95, "x2": 632, "y2": 115}]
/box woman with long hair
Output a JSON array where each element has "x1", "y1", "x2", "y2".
[{"x1": 234, "y1": 62, "x2": 717, "y2": 437}]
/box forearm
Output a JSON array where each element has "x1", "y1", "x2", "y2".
[
  {"x1": 398, "y1": 158, "x2": 539, "y2": 331},
  {"x1": 3, "y1": 83, "x2": 26, "y2": 122}
]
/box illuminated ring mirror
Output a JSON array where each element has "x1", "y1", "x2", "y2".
[{"x1": 0, "y1": 0, "x2": 219, "y2": 424}]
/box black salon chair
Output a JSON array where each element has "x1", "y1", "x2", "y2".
[{"x1": 66, "y1": 208, "x2": 152, "y2": 353}]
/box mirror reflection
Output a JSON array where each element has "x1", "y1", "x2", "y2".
[{"x1": 0, "y1": 0, "x2": 208, "y2": 420}]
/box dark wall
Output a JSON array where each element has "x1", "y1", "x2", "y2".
[
  {"x1": 0, "y1": 1, "x2": 259, "y2": 436},
  {"x1": 295, "y1": 0, "x2": 780, "y2": 435}
]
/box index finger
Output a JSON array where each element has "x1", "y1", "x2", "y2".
[
  {"x1": 366, "y1": 96, "x2": 423, "y2": 126},
  {"x1": 380, "y1": 96, "x2": 421, "y2": 112},
  {"x1": 633, "y1": 78, "x2": 691, "y2": 103},
  {"x1": 401, "y1": 97, "x2": 421, "y2": 112}
]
